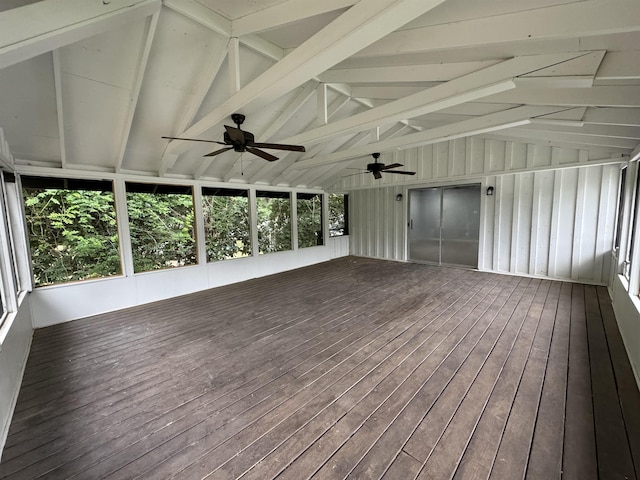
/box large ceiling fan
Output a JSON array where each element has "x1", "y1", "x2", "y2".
[
  {"x1": 347, "y1": 153, "x2": 416, "y2": 179},
  {"x1": 162, "y1": 113, "x2": 305, "y2": 162}
]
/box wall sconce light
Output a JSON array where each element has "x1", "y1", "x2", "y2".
[
  {"x1": 395, "y1": 193, "x2": 403, "y2": 201},
  {"x1": 486, "y1": 186, "x2": 494, "y2": 196}
]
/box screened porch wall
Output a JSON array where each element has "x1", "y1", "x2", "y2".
[
  {"x1": 347, "y1": 139, "x2": 622, "y2": 286},
  {"x1": 0, "y1": 299, "x2": 31, "y2": 454}
]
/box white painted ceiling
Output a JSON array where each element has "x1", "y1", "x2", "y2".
[{"x1": 0, "y1": 0, "x2": 638, "y2": 190}]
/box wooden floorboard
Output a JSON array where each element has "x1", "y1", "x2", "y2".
[{"x1": 0, "y1": 257, "x2": 638, "y2": 480}]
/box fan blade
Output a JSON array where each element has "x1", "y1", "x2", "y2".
[
  {"x1": 161, "y1": 136, "x2": 226, "y2": 145},
  {"x1": 384, "y1": 170, "x2": 416, "y2": 175},
  {"x1": 203, "y1": 146, "x2": 234, "y2": 157},
  {"x1": 224, "y1": 125, "x2": 246, "y2": 144},
  {"x1": 380, "y1": 163, "x2": 403, "y2": 170},
  {"x1": 251, "y1": 142, "x2": 305, "y2": 152},
  {"x1": 246, "y1": 147, "x2": 278, "y2": 162},
  {"x1": 373, "y1": 171, "x2": 382, "y2": 180}
]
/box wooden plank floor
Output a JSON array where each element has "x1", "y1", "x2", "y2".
[{"x1": 1, "y1": 257, "x2": 638, "y2": 480}]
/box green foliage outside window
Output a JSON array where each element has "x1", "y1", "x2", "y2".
[
  {"x1": 257, "y1": 193, "x2": 291, "y2": 254},
  {"x1": 297, "y1": 193, "x2": 323, "y2": 248},
  {"x1": 328, "y1": 193, "x2": 348, "y2": 236},
  {"x1": 202, "y1": 190, "x2": 251, "y2": 261},
  {"x1": 23, "y1": 187, "x2": 121, "y2": 286},
  {"x1": 126, "y1": 187, "x2": 197, "y2": 273},
  {"x1": 22, "y1": 178, "x2": 334, "y2": 285}
]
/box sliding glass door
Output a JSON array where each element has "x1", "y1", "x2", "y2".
[{"x1": 409, "y1": 184, "x2": 481, "y2": 268}]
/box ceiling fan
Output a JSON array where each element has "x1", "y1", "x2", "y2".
[
  {"x1": 347, "y1": 153, "x2": 416, "y2": 179},
  {"x1": 162, "y1": 113, "x2": 305, "y2": 162}
]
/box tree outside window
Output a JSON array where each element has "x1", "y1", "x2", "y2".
[
  {"x1": 22, "y1": 176, "x2": 121, "y2": 286},
  {"x1": 126, "y1": 183, "x2": 197, "y2": 273},
  {"x1": 328, "y1": 193, "x2": 349, "y2": 237},
  {"x1": 297, "y1": 193, "x2": 323, "y2": 248},
  {"x1": 202, "y1": 187, "x2": 251, "y2": 261},
  {"x1": 256, "y1": 191, "x2": 291, "y2": 254}
]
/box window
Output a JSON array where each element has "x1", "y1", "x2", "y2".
[
  {"x1": 256, "y1": 191, "x2": 291, "y2": 254},
  {"x1": 126, "y1": 183, "x2": 196, "y2": 273},
  {"x1": 202, "y1": 187, "x2": 251, "y2": 261},
  {"x1": 614, "y1": 166, "x2": 627, "y2": 252},
  {"x1": 0, "y1": 175, "x2": 19, "y2": 293},
  {"x1": 0, "y1": 170, "x2": 25, "y2": 334},
  {"x1": 328, "y1": 193, "x2": 349, "y2": 236},
  {"x1": 22, "y1": 176, "x2": 121, "y2": 286},
  {"x1": 3, "y1": 173, "x2": 30, "y2": 293},
  {"x1": 297, "y1": 193, "x2": 324, "y2": 248},
  {"x1": 625, "y1": 168, "x2": 640, "y2": 279}
]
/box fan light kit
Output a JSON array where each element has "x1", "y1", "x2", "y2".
[{"x1": 162, "y1": 113, "x2": 305, "y2": 162}]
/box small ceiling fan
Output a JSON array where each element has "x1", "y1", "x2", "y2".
[
  {"x1": 346, "y1": 153, "x2": 416, "y2": 179},
  {"x1": 162, "y1": 113, "x2": 305, "y2": 162}
]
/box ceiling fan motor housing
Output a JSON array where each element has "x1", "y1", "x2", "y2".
[
  {"x1": 231, "y1": 113, "x2": 245, "y2": 126},
  {"x1": 224, "y1": 129, "x2": 255, "y2": 151}
]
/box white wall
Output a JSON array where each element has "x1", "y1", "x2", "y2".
[
  {"x1": 0, "y1": 296, "x2": 32, "y2": 455},
  {"x1": 481, "y1": 165, "x2": 619, "y2": 283},
  {"x1": 610, "y1": 274, "x2": 640, "y2": 386},
  {"x1": 333, "y1": 137, "x2": 621, "y2": 191},
  {"x1": 29, "y1": 236, "x2": 349, "y2": 327},
  {"x1": 347, "y1": 139, "x2": 622, "y2": 285}
]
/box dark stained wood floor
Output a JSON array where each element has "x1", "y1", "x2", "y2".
[{"x1": 1, "y1": 257, "x2": 639, "y2": 480}]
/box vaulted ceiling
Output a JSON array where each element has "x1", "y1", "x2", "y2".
[{"x1": 1, "y1": 0, "x2": 639, "y2": 190}]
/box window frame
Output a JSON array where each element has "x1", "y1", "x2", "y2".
[
  {"x1": 624, "y1": 165, "x2": 640, "y2": 281},
  {"x1": 255, "y1": 190, "x2": 292, "y2": 254},
  {"x1": 125, "y1": 181, "x2": 198, "y2": 273},
  {"x1": 614, "y1": 165, "x2": 627, "y2": 253},
  {"x1": 328, "y1": 193, "x2": 349, "y2": 237},
  {"x1": 296, "y1": 192, "x2": 324, "y2": 248},
  {"x1": 201, "y1": 187, "x2": 252, "y2": 262},
  {"x1": 0, "y1": 170, "x2": 30, "y2": 343},
  {"x1": 21, "y1": 175, "x2": 123, "y2": 287}
]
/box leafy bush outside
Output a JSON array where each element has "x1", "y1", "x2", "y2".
[
  {"x1": 257, "y1": 195, "x2": 291, "y2": 253},
  {"x1": 297, "y1": 194, "x2": 323, "y2": 248},
  {"x1": 126, "y1": 191, "x2": 197, "y2": 273},
  {"x1": 202, "y1": 193, "x2": 251, "y2": 261},
  {"x1": 23, "y1": 188, "x2": 121, "y2": 286},
  {"x1": 328, "y1": 193, "x2": 348, "y2": 236}
]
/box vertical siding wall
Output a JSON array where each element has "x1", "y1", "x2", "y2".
[
  {"x1": 348, "y1": 138, "x2": 622, "y2": 285},
  {"x1": 0, "y1": 299, "x2": 32, "y2": 453}
]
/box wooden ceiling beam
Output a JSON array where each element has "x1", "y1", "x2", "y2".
[
  {"x1": 484, "y1": 86, "x2": 640, "y2": 107},
  {"x1": 291, "y1": 106, "x2": 568, "y2": 170},
  {"x1": 582, "y1": 108, "x2": 640, "y2": 127},
  {"x1": 0, "y1": 0, "x2": 160, "y2": 69},
  {"x1": 355, "y1": 0, "x2": 640, "y2": 58},
  {"x1": 164, "y1": 0, "x2": 452, "y2": 162},
  {"x1": 259, "y1": 95, "x2": 358, "y2": 185},
  {"x1": 52, "y1": 50, "x2": 67, "y2": 169},
  {"x1": 525, "y1": 122, "x2": 640, "y2": 140},
  {"x1": 596, "y1": 52, "x2": 640, "y2": 81},
  {"x1": 115, "y1": 12, "x2": 159, "y2": 173},
  {"x1": 483, "y1": 133, "x2": 633, "y2": 157},
  {"x1": 318, "y1": 61, "x2": 500, "y2": 83},
  {"x1": 280, "y1": 53, "x2": 586, "y2": 147},
  {"x1": 232, "y1": 0, "x2": 359, "y2": 37},
  {"x1": 280, "y1": 131, "x2": 373, "y2": 187},
  {"x1": 164, "y1": 0, "x2": 284, "y2": 61},
  {"x1": 496, "y1": 128, "x2": 639, "y2": 150}
]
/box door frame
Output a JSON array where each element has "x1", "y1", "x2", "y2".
[{"x1": 407, "y1": 181, "x2": 485, "y2": 268}]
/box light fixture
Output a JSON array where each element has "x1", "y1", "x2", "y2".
[
  {"x1": 486, "y1": 186, "x2": 494, "y2": 196},
  {"x1": 396, "y1": 193, "x2": 403, "y2": 201}
]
